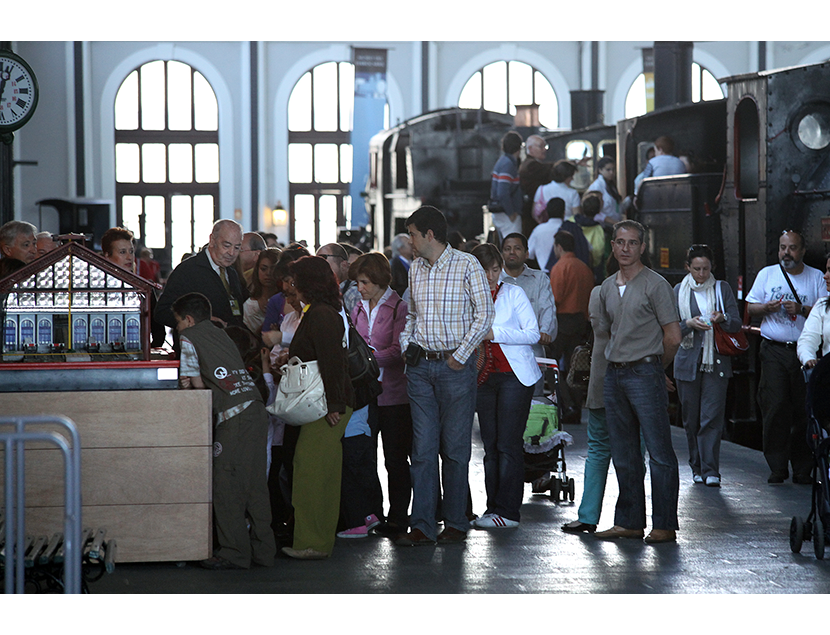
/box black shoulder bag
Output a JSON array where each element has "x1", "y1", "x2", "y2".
[{"x1": 345, "y1": 309, "x2": 383, "y2": 410}]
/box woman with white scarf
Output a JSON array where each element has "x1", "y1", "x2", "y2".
[{"x1": 673, "y1": 244, "x2": 742, "y2": 487}]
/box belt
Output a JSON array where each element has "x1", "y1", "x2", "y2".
[
  {"x1": 421, "y1": 349, "x2": 457, "y2": 361},
  {"x1": 765, "y1": 339, "x2": 797, "y2": 350},
  {"x1": 610, "y1": 355, "x2": 661, "y2": 369}
]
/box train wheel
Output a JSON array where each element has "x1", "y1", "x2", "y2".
[
  {"x1": 815, "y1": 515, "x2": 825, "y2": 560},
  {"x1": 567, "y1": 478, "x2": 575, "y2": 502},
  {"x1": 790, "y1": 516, "x2": 804, "y2": 553}
]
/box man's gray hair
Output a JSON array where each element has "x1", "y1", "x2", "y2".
[
  {"x1": 612, "y1": 219, "x2": 645, "y2": 244},
  {"x1": 211, "y1": 219, "x2": 243, "y2": 237},
  {"x1": 391, "y1": 233, "x2": 409, "y2": 258},
  {"x1": 0, "y1": 220, "x2": 37, "y2": 248}
]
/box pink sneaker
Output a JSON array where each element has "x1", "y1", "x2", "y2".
[
  {"x1": 365, "y1": 514, "x2": 381, "y2": 531},
  {"x1": 337, "y1": 524, "x2": 369, "y2": 539}
]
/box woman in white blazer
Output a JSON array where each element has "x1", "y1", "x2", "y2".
[
  {"x1": 470, "y1": 243, "x2": 541, "y2": 528},
  {"x1": 798, "y1": 254, "x2": 830, "y2": 368}
]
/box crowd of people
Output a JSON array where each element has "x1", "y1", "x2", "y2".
[{"x1": 3, "y1": 132, "x2": 828, "y2": 565}]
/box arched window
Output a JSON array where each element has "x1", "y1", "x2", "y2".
[
  {"x1": 458, "y1": 60, "x2": 558, "y2": 129},
  {"x1": 4, "y1": 319, "x2": 16, "y2": 351},
  {"x1": 288, "y1": 61, "x2": 390, "y2": 249},
  {"x1": 625, "y1": 62, "x2": 724, "y2": 118},
  {"x1": 114, "y1": 60, "x2": 219, "y2": 273}
]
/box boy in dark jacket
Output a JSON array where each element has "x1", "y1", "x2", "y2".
[{"x1": 173, "y1": 292, "x2": 276, "y2": 570}]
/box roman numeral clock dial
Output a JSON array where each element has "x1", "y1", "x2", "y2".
[{"x1": 0, "y1": 50, "x2": 39, "y2": 144}]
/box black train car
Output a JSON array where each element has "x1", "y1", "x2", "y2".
[
  {"x1": 366, "y1": 108, "x2": 540, "y2": 250},
  {"x1": 721, "y1": 61, "x2": 830, "y2": 298},
  {"x1": 617, "y1": 99, "x2": 728, "y2": 286}
]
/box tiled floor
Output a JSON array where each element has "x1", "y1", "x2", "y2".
[{"x1": 90, "y1": 416, "x2": 830, "y2": 595}]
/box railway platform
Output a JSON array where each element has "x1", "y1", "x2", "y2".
[{"x1": 89, "y1": 415, "x2": 829, "y2": 595}]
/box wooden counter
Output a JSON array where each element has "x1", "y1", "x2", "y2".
[{"x1": 0, "y1": 390, "x2": 213, "y2": 563}]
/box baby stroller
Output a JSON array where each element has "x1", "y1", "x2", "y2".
[
  {"x1": 523, "y1": 358, "x2": 574, "y2": 502},
  {"x1": 789, "y1": 354, "x2": 830, "y2": 559}
]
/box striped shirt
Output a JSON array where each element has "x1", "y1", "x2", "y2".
[{"x1": 400, "y1": 245, "x2": 494, "y2": 364}]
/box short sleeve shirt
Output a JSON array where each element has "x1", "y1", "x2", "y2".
[
  {"x1": 598, "y1": 267, "x2": 678, "y2": 363},
  {"x1": 745, "y1": 263, "x2": 828, "y2": 343}
]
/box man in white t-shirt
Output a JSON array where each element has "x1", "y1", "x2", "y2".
[{"x1": 746, "y1": 230, "x2": 828, "y2": 484}]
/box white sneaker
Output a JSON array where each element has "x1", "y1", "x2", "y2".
[
  {"x1": 705, "y1": 476, "x2": 721, "y2": 487},
  {"x1": 472, "y1": 514, "x2": 519, "y2": 529},
  {"x1": 693, "y1": 474, "x2": 704, "y2": 484}
]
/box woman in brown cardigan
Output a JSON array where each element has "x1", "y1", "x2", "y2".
[{"x1": 278, "y1": 255, "x2": 355, "y2": 559}]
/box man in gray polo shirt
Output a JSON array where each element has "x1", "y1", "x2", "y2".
[{"x1": 594, "y1": 220, "x2": 682, "y2": 544}]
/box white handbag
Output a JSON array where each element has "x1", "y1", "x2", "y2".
[{"x1": 266, "y1": 356, "x2": 328, "y2": 425}]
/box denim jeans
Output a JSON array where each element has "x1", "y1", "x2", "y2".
[
  {"x1": 406, "y1": 355, "x2": 478, "y2": 540},
  {"x1": 476, "y1": 371, "x2": 535, "y2": 522},
  {"x1": 604, "y1": 360, "x2": 679, "y2": 531},
  {"x1": 577, "y1": 408, "x2": 611, "y2": 526}
]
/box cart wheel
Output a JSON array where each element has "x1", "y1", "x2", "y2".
[
  {"x1": 550, "y1": 478, "x2": 561, "y2": 502},
  {"x1": 790, "y1": 516, "x2": 804, "y2": 553},
  {"x1": 567, "y1": 478, "x2": 575, "y2": 502},
  {"x1": 815, "y1": 515, "x2": 825, "y2": 560}
]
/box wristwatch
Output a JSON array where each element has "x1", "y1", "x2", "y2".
[{"x1": 800, "y1": 305, "x2": 809, "y2": 318}]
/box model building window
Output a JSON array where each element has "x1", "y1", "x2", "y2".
[
  {"x1": 73, "y1": 318, "x2": 88, "y2": 347},
  {"x1": 115, "y1": 59, "x2": 220, "y2": 274},
  {"x1": 458, "y1": 60, "x2": 558, "y2": 129},
  {"x1": 38, "y1": 318, "x2": 52, "y2": 346},
  {"x1": 4, "y1": 320, "x2": 15, "y2": 350}
]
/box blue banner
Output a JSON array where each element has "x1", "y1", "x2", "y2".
[{"x1": 350, "y1": 48, "x2": 387, "y2": 228}]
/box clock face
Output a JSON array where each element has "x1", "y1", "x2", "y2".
[{"x1": 0, "y1": 53, "x2": 39, "y2": 131}]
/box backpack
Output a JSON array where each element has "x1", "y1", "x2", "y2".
[{"x1": 345, "y1": 309, "x2": 382, "y2": 410}]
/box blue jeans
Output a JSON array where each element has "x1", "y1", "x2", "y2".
[
  {"x1": 577, "y1": 408, "x2": 611, "y2": 526},
  {"x1": 406, "y1": 355, "x2": 478, "y2": 540},
  {"x1": 476, "y1": 371, "x2": 535, "y2": 522},
  {"x1": 604, "y1": 360, "x2": 679, "y2": 531}
]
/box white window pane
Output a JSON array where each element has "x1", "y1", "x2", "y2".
[
  {"x1": 121, "y1": 195, "x2": 142, "y2": 239},
  {"x1": 625, "y1": 74, "x2": 647, "y2": 119},
  {"x1": 140, "y1": 60, "x2": 166, "y2": 131},
  {"x1": 144, "y1": 196, "x2": 166, "y2": 248},
  {"x1": 482, "y1": 61, "x2": 507, "y2": 114},
  {"x1": 167, "y1": 61, "x2": 192, "y2": 131},
  {"x1": 115, "y1": 143, "x2": 140, "y2": 183},
  {"x1": 508, "y1": 61, "x2": 533, "y2": 112},
  {"x1": 193, "y1": 195, "x2": 215, "y2": 247},
  {"x1": 313, "y1": 62, "x2": 338, "y2": 132},
  {"x1": 171, "y1": 195, "x2": 192, "y2": 265},
  {"x1": 115, "y1": 70, "x2": 139, "y2": 130},
  {"x1": 535, "y1": 72, "x2": 559, "y2": 129},
  {"x1": 293, "y1": 194, "x2": 316, "y2": 248},
  {"x1": 702, "y1": 69, "x2": 724, "y2": 101},
  {"x1": 288, "y1": 143, "x2": 313, "y2": 183},
  {"x1": 142, "y1": 143, "x2": 167, "y2": 183},
  {"x1": 168, "y1": 143, "x2": 193, "y2": 183},
  {"x1": 195, "y1": 143, "x2": 219, "y2": 183},
  {"x1": 340, "y1": 144, "x2": 353, "y2": 184},
  {"x1": 459, "y1": 72, "x2": 482, "y2": 109},
  {"x1": 193, "y1": 71, "x2": 218, "y2": 131},
  {"x1": 339, "y1": 62, "x2": 355, "y2": 132},
  {"x1": 319, "y1": 195, "x2": 337, "y2": 246},
  {"x1": 314, "y1": 144, "x2": 339, "y2": 183},
  {"x1": 288, "y1": 72, "x2": 312, "y2": 132}
]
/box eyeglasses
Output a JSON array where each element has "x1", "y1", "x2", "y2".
[
  {"x1": 612, "y1": 239, "x2": 641, "y2": 249},
  {"x1": 319, "y1": 253, "x2": 343, "y2": 261}
]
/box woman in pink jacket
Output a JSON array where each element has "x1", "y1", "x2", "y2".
[{"x1": 349, "y1": 252, "x2": 412, "y2": 536}]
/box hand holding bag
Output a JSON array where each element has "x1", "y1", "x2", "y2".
[
  {"x1": 713, "y1": 281, "x2": 749, "y2": 356},
  {"x1": 566, "y1": 341, "x2": 592, "y2": 389},
  {"x1": 266, "y1": 357, "x2": 328, "y2": 425}
]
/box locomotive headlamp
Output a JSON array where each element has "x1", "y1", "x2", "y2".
[{"x1": 794, "y1": 103, "x2": 830, "y2": 151}]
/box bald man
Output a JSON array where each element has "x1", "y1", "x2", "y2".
[{"x1": 156, "y1": 219, "x2": 248, "y2": 332}]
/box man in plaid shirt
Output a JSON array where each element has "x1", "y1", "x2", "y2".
[{"x1": 396, "y1": 206, "x2": 495, "y2": 546}]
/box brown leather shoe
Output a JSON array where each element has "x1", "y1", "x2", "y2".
[
  {"x1": 394, "y1": 528, "x2": 436, "y2": 547},
  {"x1": 644, "y1": 529, "x2": 677, "y2": 544},
  {"x1": 594, "y1": 525, "x2": 645, "y2": 540},
  {"x1": 437, "y1": 526, "x2": 467, "y2": 544}
]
